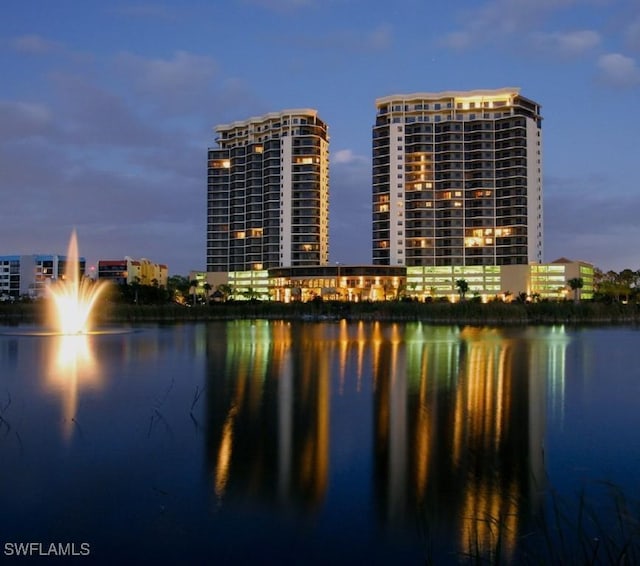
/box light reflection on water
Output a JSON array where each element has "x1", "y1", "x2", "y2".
[
  {"x1": 1, "y1": 321, "x2": 638, "y2": 563},
  {"x1": 45, "y1": 333, "x2": 102, "y2": 441}
]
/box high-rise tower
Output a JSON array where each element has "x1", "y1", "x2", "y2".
[
  {"x1": 372, "y1": 88, "x2": 543, "y2": 267},
  {"x1": 207, "y1": 109, "x2": 329, "y2": 273}
]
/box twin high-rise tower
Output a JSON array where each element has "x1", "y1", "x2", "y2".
[
  {"x1": 373, "y1": 88, "x2": 543, "y2": 268},
  {"x1": 207, "y1": 109, "x2": 329, "y2": 273},
  {"x1": 206, "y1": 88, "x2": 543, "y2": 276}
]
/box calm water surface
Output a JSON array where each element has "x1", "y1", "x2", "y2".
[{"x1": 1, "y1": 321, "x2": 639, "y2": 564}]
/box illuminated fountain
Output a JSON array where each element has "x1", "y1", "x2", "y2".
[
  {"x1": 42, "y1": 230, "x2": 110, "y2": 439},
  {"x1": 48, "y1": 230, "x2": 108, "y2": 334}
]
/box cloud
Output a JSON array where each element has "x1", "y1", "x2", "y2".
[
  {"x1": 440, "y1": 0, "x2": 604, "y2": 51},
  {"x1": 242, "y1": 0, "x2": 317, "y2": 11},
  {"x1": 0, "y1": 100, "x2": 52, "y2": 141},
  {"x1": 596, "y1": 53, "x2": 640, "y2": 87},
  {"x1": 8, "y1": 34, "x2": 65, "y2": 55},
  {"x1": 625, "y1": 18, "x2": 640, "y2": 52},
  {"x1": 286, "y1": 25, "x2": 392, "y2": 53},
  {"x1": 0, "y1": 51, "x2": 264, "y2": 274},
  {"x1": 545, "y1": 174, "x2": 640, "y2": 270},
  {"x1": 111, "y1": 3, "x2": 179, "y2": 20},
  {"x1": 0, "y1": 133, "x2": 204, "y2": 271},
  {"x1": 529, "y1": 30, "x2": 601, "y2": 57},
  {"x1": 116, "y1": 51, "x2": 217, "y2": 91},
  {"x1": 48, "y1": 72, "x2": 166, "y2": 148},
  {"x1": 332, "y1": 149, "x2": 368, "y2": 165},
  {"x1": 113, "y1": 50, "x2": 218, "y2": 115}
]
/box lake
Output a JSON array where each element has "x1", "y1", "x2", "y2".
[{"x1": 1, "y1": 321, "x2": 639, "y2": 564}]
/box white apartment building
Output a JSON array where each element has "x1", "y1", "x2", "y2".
[
  {"x1": 206, "y1": 109, "x2": 330, "y2": 281},
  {"x1": 372, "y1": 88, "x2": 543, "y2": 268}
]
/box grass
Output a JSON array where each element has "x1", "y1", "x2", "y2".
[
  {"x1": 3, "y1": 299, "x2": 639, "y2": 326},
  {"x1": 439, "y1": 483, "x2": 640, "y2": 565}
]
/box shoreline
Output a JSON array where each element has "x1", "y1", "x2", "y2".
[{"x1": 2, "y1": 300, "x2": 639, "y2": 326}]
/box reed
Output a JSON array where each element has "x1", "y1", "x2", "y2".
[{"x1": 444, "y1": 483, "x2": 640, "y2": 564}]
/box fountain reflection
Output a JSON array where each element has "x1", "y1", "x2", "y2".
[{"x1": 44, "y1": 333, "x2": 102, "y2": 440}]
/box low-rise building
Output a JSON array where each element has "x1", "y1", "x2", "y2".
[
  {"x1": 407, "y1": 259, "x2": 594, "y2": 302},
  {"x1": 97, "y1": 257, "x2": 168, "y2": 287},
  {"x1": 207, "y1": 259, "x2": 593, "y2": 303},
  {"x1": 0, "y1": 254, "x2": 86, "y2": 299}
]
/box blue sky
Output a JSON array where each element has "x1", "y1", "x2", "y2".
[{"x1": 1, "y1": 0, "x2": 639, "y2": 275}]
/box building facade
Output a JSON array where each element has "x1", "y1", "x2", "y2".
[
  {"x1": 372, "y1": 88, "x2": 543, "y2": 268},
  {"x1": 207, "y1": 109, "x2": 330, "y2": 279},
  {"x1": 269, "y1": 265, "x2": 406, "y2": 302},
  {"x1": 97, "y1": 257, "x2": 168, "y2": 287},
  {"x1": 406, "y1": 258, "x2": 593, "y2": 302},
  {"x1": 0, "y1": 254, "x2": 86, "y2": 299}
]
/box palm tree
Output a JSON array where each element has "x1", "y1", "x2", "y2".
[
  {"x1": 567, "y1": 277, "x2": 584, "y2": 303},
  {"x1": 132, "y1": 276, "x2": 141, "y2": 304},
  {"x1": 216, "y1": 283, "x2": 233, "y2": 302},
  {"x1": 203, "y1": 282, "x2": 212, "y2": 304},
  {"x1": 455, "y1": 279, "x2": 469, "y2": 301},
  {"x1": 243, "y1": 286, "x2": 259, "y2": 301},
  {"x1": 189, "y1": 279, "x2": 199, "y2": 305}
]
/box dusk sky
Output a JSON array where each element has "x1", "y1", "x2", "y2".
[{"x1": 1, "y1": 0, "x2": 639, "y2": 275}]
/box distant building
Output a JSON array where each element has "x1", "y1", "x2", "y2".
[
  {"x1": 0, "y1": 254, "x2": 86, "y2": 299},
  {"x1": 406, "y1": 258, "x2": 594, "y2": 302},
  {"x1": 372, "y1": 88, "x2": 543, "y2": 267},
  {"x1": 502, "y1": 258, "x2": 594, "y2": 301},
  {"x1": 97, "y1": 257, "x2": 168, "y2": 287},
  {"x1": 206, "y1": 109, "x2": 330, "y2": 290}
]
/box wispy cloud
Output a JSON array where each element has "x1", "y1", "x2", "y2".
[
  {"x1": 0, "y1": 100, "x2": 52, "y2": 141},
  {"x1": 441, "y1": 0, "x2": 580, "y2": 49},
  {"x1": 113, "y1": 50, "x2": 218, "y2": 116},
  {"x1": 596, "y1": 52, "x2": 640, "y2": 87},
  {"x1": 8, "y1": 34, "x2": 65, "y2": 55},
  {"x1": 440, "y1": 0, "x2": 608, "y2": 54},
  {"x1": 242, "y1": 0, "x2": 318, "y2": 11},
  {"x1": 529, "y1": 30, "x2": 601, "y2": 57},
  {"x1": 48, "y1": 72, "x2": 165, "y2": 147},
  {"x1": 545, "y1": 173, "x2": 640, "y2": 269},
  {"x1": 0, "y1": 45, "x2": 267, "y2": 273},
  {"x1": 111, "y1": 3, "x2": 179, "y2": 20},
  {"x1": 286, "y1": 24, "x2": 392, "y2": 53},
  {"x1": 332, "y1": 148, "x2": 369, "y2": 166},
  {"x1": 625, "y1": 17, "x2": 640, "y2": 52}
]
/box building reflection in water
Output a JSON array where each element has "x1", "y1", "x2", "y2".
[
  {"x1": 204, "y1": 320, "x2": 569, "y2": 557},
  {"x1": 205, "y1": 320, "x2": 329, "y2": 511}
]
